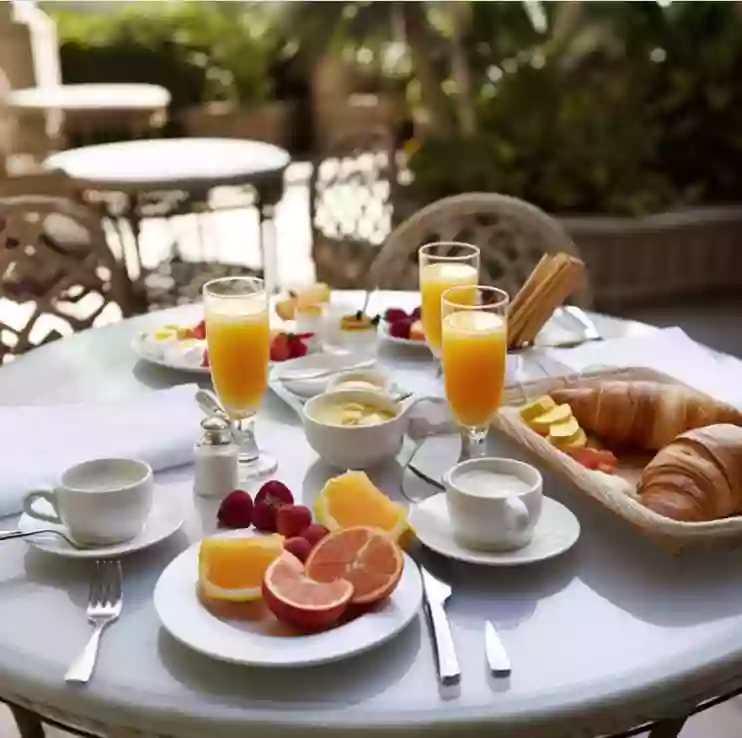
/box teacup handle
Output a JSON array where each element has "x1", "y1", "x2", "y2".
[
  {"x1": 503, "y1": 497, "x2": 531, "y2": 533},
  {"x1": 22, "y1": 490, "x2": 63, "y2": 525}
]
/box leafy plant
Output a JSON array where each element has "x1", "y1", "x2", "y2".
[
  {"x1": 408, "y1": 1, "x2": 742, "y2": 215},
  {"x1": 51, "y1": 2, "x2": 278, "y2": 112}
]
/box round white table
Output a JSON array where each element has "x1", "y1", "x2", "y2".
[
  {"x1": 0, "y1": 293, "x2": 738, "y2": 738},
  {"x1": 8, "y1": 84, "x2": 171, "y2": 143},
  {"x1": 44, "y1": 138, "x2": 291, "y2": 290}
]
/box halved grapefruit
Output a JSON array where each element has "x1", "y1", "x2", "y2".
[
  {"x1": 262, "y1": 552, "x2": 354, "y2": 631},
  {"x1": 304, "y1": 526, "x2": 404, "y2": 606}
]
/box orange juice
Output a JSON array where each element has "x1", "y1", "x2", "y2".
[
  {"x1": 420, "y1": 263, "x2": 478, "y2": 352},
  {"x1": 442, "y1": 311, "x2": 507, "y2": 427},
  {"x1": 206, "y1": 299, "x2": 270, "y2": 418}
]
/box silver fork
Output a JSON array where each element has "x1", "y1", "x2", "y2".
[{"x1": 65, "y1": 560, "x2": 123, "y2": 684}]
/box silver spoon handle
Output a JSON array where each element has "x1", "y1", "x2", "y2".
[{"x1": 0, "y1": 529, "x2": 25, "y2": 542}]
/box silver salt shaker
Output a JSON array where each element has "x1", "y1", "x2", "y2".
[{"x1": 193, "y1": 416, "x2": 239, "y2": 499}]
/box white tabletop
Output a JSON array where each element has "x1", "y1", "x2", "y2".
[
  {"x1": 45, "y1": 137, "x2": 291, "y2": 192},
  {"x1": 8, "y1": 84, "x2": 170, "y2": 112},
  {"x1": 1, "y1": 293, "x2": 739, "y2": 738}
]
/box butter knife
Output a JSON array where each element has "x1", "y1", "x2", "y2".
[
  {"x1": 485, "y1": 621, "x2": 511, "y2": 677},
  {"x1": 420, "y1": 565, "x2": 461, "y2": 685}
]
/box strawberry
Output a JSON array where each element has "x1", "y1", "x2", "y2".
[
  {"x1": 270, "y1": 333, "x2": 291, "y2": 362},
  {"x1": 384, "y1": 307, "x2": 408, "y2": 323},
  {"x1": 287, "y1": 335, "x2": 309, "y2": 359},
  {"x1": 201, "y1": 348, "x2": 210, "y2": 367},
  {"x1": 192, "y1": 320, "x2": 206, "y2": 340},
  {"x1": 388, "y1": 319, "x2": 412, "y2": 339}
]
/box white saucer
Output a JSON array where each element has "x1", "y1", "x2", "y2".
[
  {"x1": 17, "y1": 482, "x2": 187, "y2": 559},
  {"x1": 378, "y1": 320, "x2": 430, "y2": 349},
  {"x1": 408, "y1": 493, "x2": 580, "y2": 566}
]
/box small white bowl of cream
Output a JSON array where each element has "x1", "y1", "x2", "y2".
[{"x1": 326, "y1": 367, "x2": 391, "y2": 395}]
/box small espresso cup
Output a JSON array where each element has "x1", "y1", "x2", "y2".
[
  {"x1": 444, "y1": 457, "x2": 543, "y2": 552},
  {"x1": 23, "y1": 458, "x2": 154, "y2": 545}
]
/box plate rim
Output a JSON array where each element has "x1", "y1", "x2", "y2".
[
  {"x1": 131, "y1": 333, "x2": 210, "y2": 375},
  {"x1": 409, "y1": 494, "x2": 580, "y2": 566},
  {"x1": 154, "y1": 540, "x2": 423, "y2": 667}
]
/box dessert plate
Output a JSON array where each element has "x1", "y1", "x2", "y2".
[
  {"x1": 408, "y1": 493, "x2": 580, "y2": 566},
  {"x1": 378, "y1": 320, "x2": 430, "y2": 349},
  {"x1": 17, "y1": 481, "x2": 187, "y2": 559},
  {"x1": 154, "y1": 537, "x2": 423, "y2": 667},
  {"x1": 131, "y1": 333, "x2": 210, "y2": 375}
]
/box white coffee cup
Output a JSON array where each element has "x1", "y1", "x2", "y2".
[
  {"x1": 444, "y1": 457, "x2": 543, "y2": 552},
  {"x1": 22, "y1": 458, "x2": 154, "y2": 545}
]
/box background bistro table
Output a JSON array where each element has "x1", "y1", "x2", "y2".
[{"x1": 1, "y1": 292, "x2": 741, "y2": 738}]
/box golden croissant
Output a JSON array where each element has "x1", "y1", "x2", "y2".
[
  {"x1": 638, "y1": 424, "x2": 742, "y2": 522},
  {"x1": 550, "y1": 381, "x2": 742, "y2": 451}
]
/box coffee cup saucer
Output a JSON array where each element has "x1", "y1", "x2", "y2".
[
  {"x1": 408, "y1": 493, "x2": 580, "y2": 566},
  {"x1": 17, "y1": 481, "x2": 187, "y2": 559}
]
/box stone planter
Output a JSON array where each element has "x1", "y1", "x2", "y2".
[
  {"x1": 180, "y1": 100, "x2": 296, "y2": 150},
  {"x1": 559, "y1": 207, "x2": 742, "y2": 311}
]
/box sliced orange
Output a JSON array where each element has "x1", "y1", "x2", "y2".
[
  {"x1": 198, "y1": 534, "x2": 284, "y2": 602},
  {"x1": 313, "y1": 471, "x2": 408, "y2": 540},
  {"x1": 305, "y1": 526, "x2": 404, "y2": 605}
]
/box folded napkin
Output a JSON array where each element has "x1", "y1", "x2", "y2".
[
  {"x1": 0, "y1": 384, "x2": 202, "y2": 518},
  {"x1": 542, "y1": 327, "x2": 742, "y2": 409}
]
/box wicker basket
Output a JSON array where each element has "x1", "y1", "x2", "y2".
[{"x1": 493, "y1": 366, "x2": 742, "y2": 552}]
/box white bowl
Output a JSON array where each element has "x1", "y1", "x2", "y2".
[
  {"x1": 303, "y1": 389, "x2": 412, "y2": 469},
  {"x1": 326, "y1": 367, "x2": 392, "y2": 395}
]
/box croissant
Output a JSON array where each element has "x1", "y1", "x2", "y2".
[
  {"x1": 638, "y1": 424, "x2": 742, "y2": 521},
  {"x1": 550, "y1": 381, "x2": 742, "y2": 451}
]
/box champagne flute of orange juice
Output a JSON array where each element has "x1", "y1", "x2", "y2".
[
  {"x1": 203, "y1": 276, "x2": 277, "y2": 478},
  {"x1": 419, "y1": 242, "x2": 479, "y2": 360},
  {"x1": 441, "y1": 285, "x2": 509, "y2": 461}
]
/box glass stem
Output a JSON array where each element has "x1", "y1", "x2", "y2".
[
  {"x1": 458, "y1": 425, "x2": 489, "y2": 462},
  {"x1": 232, "y1": 417, "x2": 260, "y2": 464}
]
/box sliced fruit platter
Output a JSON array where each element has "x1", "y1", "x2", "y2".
[
  {"x1": 132, "y1": 319, "x2": 319, "y2": 374},
  {"x1": 154, "y1": 472, "x2": 421, "y2": 667},
  {"x1": 379, "y1": 306, "x2": 426, "y2": 346}
]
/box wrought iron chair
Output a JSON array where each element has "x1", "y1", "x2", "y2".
[
  {"x1": 310, "y1": 127, "x2": 398, "y2": 287},
  {"x1": 0, "y1": 195, "x2": 139, "y2": 361},
  {"x1": 368, "y1": 192, "x2": 592, "y2": 306}
]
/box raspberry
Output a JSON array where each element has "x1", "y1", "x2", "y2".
[
  {"x1": 302, "y1": 523, "x2": 330, "y2": 548},
  {"x1": 216, "y1": 490, "x2": 253, "y2": 528},
  {"x1": 277, "y1": 504, "x2": 313, "y2": 538},
  {"x1": 283, "y1": 536, "x2": 312, "y2": 563}
]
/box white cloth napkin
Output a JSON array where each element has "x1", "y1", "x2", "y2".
[
  {"x1": 541, "y1": 327, "x2": 742, "y2": 408},
  {"x1": 0, "y1": 384, "x2": 202, "y2": 518}
]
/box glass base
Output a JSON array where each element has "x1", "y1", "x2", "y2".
[
  {"x1": 458, "y1": 426, "x2": 489, "y2": 463},
  {"x1": 238, "y1": 453, "x2": 278, "y2": 481}
]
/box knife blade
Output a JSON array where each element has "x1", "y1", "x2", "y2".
[
  {"x1": 419, "y1": 565, "x2": 461, "y2": 686},
  {"x1": 485, "y1": 621, "x2": 511, "y2": 677}
]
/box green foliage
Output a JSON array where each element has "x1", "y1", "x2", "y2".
[
  {"x1": 51, "y1": 2, "x2": 278, "y2": 112},
  {"x1": 409, "y1": 1, "x2": 742, "y2": 215}
]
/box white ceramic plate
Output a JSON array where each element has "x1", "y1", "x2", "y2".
[
  {"x1": 378, "y1": 320, "x2": 430, "y2": 349},
  {"x1": 154, "y1": 535, "x2": 423, "y2": 668},
  {"x1": 408, "y1": 493, "x2": 580, "y2": 566},
  {"x1": 17, "y1": 482, "x2": 187, "y2": 559},
  {"x1": 131, "y1": 333, "x2": 210, "y2": 375}
]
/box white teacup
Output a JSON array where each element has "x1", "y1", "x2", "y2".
[
  {"x1": 22, "y1": 458, "x2": 154, "y2": 545},
  {"x1": 444, "y1": 457, "x2": 543, "y2": 552}
]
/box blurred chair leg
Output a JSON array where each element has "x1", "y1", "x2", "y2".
[
  {"x1": 647, "y1": 716, "x2": 687, "y2": 738},
  {"x1": 9, "y1": 704, "x2": 45, "y2": 738}
]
